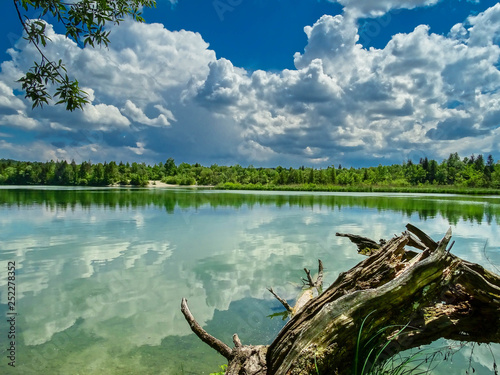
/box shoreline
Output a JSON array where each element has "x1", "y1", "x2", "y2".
[
  {"x1": 149, "y1": 181, "x2": 499, "y2": 196},
  {"x1": 211, "y1": 183, "x2": 500, "y2": 196},
  {"x1": 0, "y1": 181, "x2": 498, "y2": 195}
]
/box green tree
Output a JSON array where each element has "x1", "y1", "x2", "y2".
[
  {"x1": 487, "y1": 155, "x2": 495, "y2": 172},
  {"x1": 198, "y1": 168, "x2": 214, "y2": 185},
  {"x1": 435, "y1": 161, "x2": 448, "y2": 185},
  {"x1": 491, "y1": 163, "x2": 500, "y2": 188},
  {"x1": 307, "y1": 168, "x2": 315, "y2": 184},
  {"x1": 427, "y1": 159, "x2": 438, "y2": 184},
  {"x1": 24, "y1": 163, "x2": 42, "y2": 184},
  {"x1": 375, "y1": 164, "x2": 389, "y2": 184},
  {"x1": 78, "y1": 160, "x2": 92, "y2": 184},
  {"x1": 458, "y1": 164, "x2": 485, "y2": 187},
  {"x1": 151, "y1": 162, "x2": 165, "y2": 180},
  {"x1": 287, "y1": 168, "x2": 299, "y2": 184},
  {"x1": 43, "y1": 160, "x2": 56, "y2": 184},
  {"x1": 404, "y1": 163, "x2": 426, "y2": 185},
  {"x1": 4, "y1": 166, "x2": 18, "y2": 184},
  {"x1": 54, "y1": 160, "x2": 74, "y2": 185},
  {"x1": 328, "y1": 165, "x2": 337, "y2": 184},
  {"x1": 103, "y1": 161, "x2": 119, "y2": 185},
  {"x1": 90, "y1": 163, "x2": 105, "y2": 185},
  {"x1": 130, "y1": 172, "x2": 148, "y2": 186},
  {"x1": 446, "y1": 153, "x2": 464, "y2": 184},
  {"x1": 317, "y1": 169, "x2": 327, "y2": 185},
  {"x1": 70, "y1": 159, "x2": 78, "y2": 182},
  {"x1": 14, "y1": 0, "x2": 156, "y2": 111},
  {"x1": 474, "y1": 154, "x2": 485, "y2": 172},
  {"x1": 164, "y1": 158, "x2": 177, "y2": 176},
  {"x1": 485, "y1": 154, "x2": 495, "y2": 183}
]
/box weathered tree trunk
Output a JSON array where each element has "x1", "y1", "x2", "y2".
[{"x1": 181, "y1": 224, "x2": 500, "y2": 374}]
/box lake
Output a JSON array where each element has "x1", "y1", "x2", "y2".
[{"x1": 0, "y1": 187, "x2": 499, "y2": 374}]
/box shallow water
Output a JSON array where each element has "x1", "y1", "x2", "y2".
[{"x1": 0, "y1": 187, "x2": 499, "y2": 374}]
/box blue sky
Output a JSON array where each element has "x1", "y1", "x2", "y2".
[{"x1": 0, "y1": 0, "x2": 499, "y2": 167}]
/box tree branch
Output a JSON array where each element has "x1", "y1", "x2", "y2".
[
  {"x1": 335, "y1": 232, "x2": 382, "y2": 255},
  {"x1": 315, "y1": 259, "x2": 324, "y2": 294},
  {"x1": 180, "y1": 298, "x2": 233, "y2": 360},
  {"x1": 267, "y1": 288, "x2": 293, "y2": 313},
  {"x1": 406, "y1": 223, "x2": 438, "y2": 250},
  {"x1": 233, "y1": 334, "x2": 242, "y2": 348},
  {"x1": 302, "y1": 267, "x2": 315, "y2": 287}
]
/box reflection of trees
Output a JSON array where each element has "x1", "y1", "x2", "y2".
[{"x1": 1, "y1": 188, "x2": 499, "y2": 225}]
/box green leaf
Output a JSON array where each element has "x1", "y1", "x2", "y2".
[{"x1": 15, "y1": 0, "x2": 156, "y2": 111}]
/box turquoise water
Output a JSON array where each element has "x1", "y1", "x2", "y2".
[{"x1": 0, "y1": 187, "x2": 499, "y2": 374}]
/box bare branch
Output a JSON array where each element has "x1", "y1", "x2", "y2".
[
  {"x1": 233, "y1": 334, "x2": 242, "y2": 348},
  {"x1": 315, "y1": 259, "x2": 324, "y2": 294},
  {"x1": 406, "y1": 232, "x2": 427, "y2": 250},
  {"x1": 406, "y1": 223, "x2": 438, "y2": 250},
  {"x1": 336, "y1": 232, "x2": 381, "y2": 255},
  {"x1": 303, "y1": 267, "x2": 315, "y2": 287},
  {"x1": 267, "y1": 288, "x2": 293, "y2": 313},
  {"x1": 180, "y1": 298, "x2": 232, "y2": 360},
  {"x1": 446, "y1": 240, "x2": 455, "y2": 255}
]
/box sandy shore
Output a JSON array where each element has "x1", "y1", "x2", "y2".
[
  {"x1": 147, "y1": 180, "x2": 178, "y2": 188},
  {"x1": 146, "y1": 181, "x2": 213, "y2": 188}
]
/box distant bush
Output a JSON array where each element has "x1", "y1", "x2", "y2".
[{"x1": 179, "y1": 176, "x2": 196, "y2": 185}]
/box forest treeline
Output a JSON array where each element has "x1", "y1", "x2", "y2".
[{"x1": 0, "y1": 153, "x2": 499, "y2": 190}]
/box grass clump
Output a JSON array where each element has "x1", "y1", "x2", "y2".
[
  {"x1": 209, "y1": 364, "x2": 227, "y2": 375},
  {"x1": 355, "y1": 312, "x2": 453, "y2": 375}
]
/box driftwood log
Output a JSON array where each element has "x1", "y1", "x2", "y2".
[{"x1": 181, "y1": 224, "x2": 500, "y2": 374}]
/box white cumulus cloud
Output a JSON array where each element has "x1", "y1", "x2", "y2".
[
  {"x1": 328, "y1": 0, "x2": 441, "y2": 18},
  {"x1": 121, "y1": 100, "x2": 173, "y2": 127},
  {"x1": 1, "y1": 4, "x2": 500, "y2": 166},
  {"x1": 191, "y1": 5, "x2": 500, "y2": 165}
]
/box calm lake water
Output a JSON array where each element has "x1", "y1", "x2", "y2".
[{"x1": 0, "y1": 187, "x2": 499, "y2": 374}]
